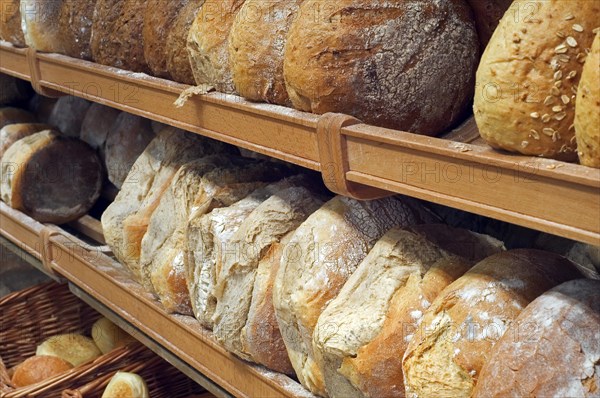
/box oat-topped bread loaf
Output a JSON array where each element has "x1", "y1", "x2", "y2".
[
  {"x1": 313, "y1": 225, "x2": 504, "y2": 398},
  {"x1": 0, "y1": 0, "x2": 25, "y2": 46},
  {"x1": 213, "y1": 186, "x2": 324, "y2": 365},
  {"x1": 104, "y1": 113, "x2": 155, "y2": 189},
  {"x1": 229, "y1": 0, "x2": 302, "y2": 105},
  {"x1": 166, "y1": 0, "x2": 205, "y2": 85},
  {"x1": 575, "y1": 30, "x2": 600, "y2": 168},
  {"x1": 90, "y1": 0, "x2": 150, "y2": 73},
  {"x1": 402, "y1": 249, "x2": 583, "y2": 398},
  {"x1": 187, "y1": 0, "x2": 246, "y2": 93},
  {"x1": 101, "y1": 127, "x2": 231, "y2": 278},
  {"x1": 58, "y1": 0, "x2": 96, "y2": 59},
  {"x1": 273, "y1": 195, "x2": 434, "y2": 396},
  {"x1": 143, "y1": 0, "x2": 187, "y2": 79},
  {"x1": 1, "y1": 130, "x2": 103, "y2": 223},
  {"x1": 474, "y1": 0, "x2": 599, "y2": 160},
  {"x1": 473, "y1": 278, "x2": 600, "y2": 397},
  {"x1": 0, "y1": 123, "x2": 54, "y2": 158},
  {"x1": 466, "y1": 0, "x2": 513, "y2": 50},
  {"x1": 284, "y1": 0, "x2": 479, "y2": 136},
  {"x1": 0, "y1": 107, "x2": 36, "y2": 129},
  {"x1": 48, "y1": 96, "x2": 92, "y2": 138}
]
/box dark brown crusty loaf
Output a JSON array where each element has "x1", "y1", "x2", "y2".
[
  {"x1": 48, "y1": 96, "x2": 91, "y2": 138},
  {"x1": 284, "y1": 0, "x2": 479, "y2": 136},
  {"x1": 466, "y1": 0, "x2": 513, "y2": 50},
  {"x1": 58, "y1": 0, "x2": 96, "y2": 59},
  {"x1": 473, "y1": 278, "x2": 600, "y2": 398},
  {"x1": 0, "y1": 0, "x2": 26, "y2": 46},
  {"x1": 79, "y1": 103, "x2": 121, "y2": 159},
  {"x1": 0, "y1": 75, "x2": 33, "y2": 106},
  {"x1": 474, "y1": 0, "x2": 599, "y2": 160},
  {"x1": 166, "y1": 0, "x2": 205, "y2": 85},
  {"x1": 142, "y1": 0, "x2": 187, "y2": 79},
  {"x1": 0, "y1": 107, "x2": 37, "y2": 129},
  {"x1": 402, "y1": 249, "x2": 583, "y2": 398},
  {"x1": 90, "y1": 0, "x2": 150, "y2": 73},
  {"x1": 229, "y1": 0, "x2": 302, "y2": 105},
  {"x1": 0, "y1": 123, "x2": 54, "y2": 158},
  {"x1": 0, "y1": 130, "x2": 103, "y2": 223}
]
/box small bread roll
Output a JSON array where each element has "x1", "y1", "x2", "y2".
[
  {"x1": 101, "y1": 372, "x2": 149, "y2": 398},
  {"x1": 36, "y1": 334, "x2": 102, "y2": 367},
  {"x1": 92, "y1": 317, "x2": 135, "y2": 354},
  {"x1": 11, "y1": 355, "x2": 73, "y2": 387},
  {"x1": 575, "y1": 31, "x2": 600, "y2": 168}
]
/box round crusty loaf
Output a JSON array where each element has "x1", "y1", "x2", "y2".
[
  {"x1": 474, "y1": 0, "x2": 599, "y2": 160},
  {"x1": 28, "y1": 95, "x2": 58, "y2": 124},
  {"x1": 402, "y1": 249, "x2": 583, "y2": 398},
  {"x1": 104, "y1": 113, "x2": 155, "y2": 188},
  {"x1": 0, "y1": 130, "x2": 104, "y2": 223},
  {"x1": 36, "y1": 334, "x2": 102, "y2": 367},
  {"x1": 0, "y1": 107, "x2": 37, "y2": 129},
  {"x1": 0, "y1": 123, "x2": 54, "y2": 158},
  {"x1": 142, "y1": 0, "x2": 187, "y2": 79},
  {"x1": 0, "y1": 0, "x2": 25, "y2": 46},
  {"x1": 57, "y1": 0, "x2": 95, "y2": 59},
  {"x1": 92, "y1": 317, "x2": 135, "y2": 354},
  {"x1": 473, "y1": 278, "x2": 600, "y2": 397},
  {"x1": 101, "y1": 372, "x2": 149, "y2": 398},
  {"x1": 0, "y1": 75, "x2": 33, "y2": 106},
  {"x1": 19, "y1": 0, "x2": 63, "y2": 52},
  {"x1": 79, "y1": 103, "x2": 121, "y2": 158},
  {"x1": 229, "y1": 0, "x2": 302, "y2": 105},
  {"x1": 48, "y1": 96, "x2": 92, "y2": 138},
  {"x1": 187, "y1": 0, "x2": 246, "y2": 93},
  {"x1": 283, "y1": 0, "x2": 479, "y2": 136},
  {"x1": 90, "y1": 0, "x2": 150, "y2": 73},
  {"x1": 166, "y1": 0, "x2": 205, "y2": 85},
  {"x1": 575, "y1": 30, "x2": 600, "y2": 168},
  {"x1": 465, "y1": 0, "x2": 513, "y2": 50},
  {"x1": 11, "y1": 355, "x2": 73, "y2": 387}
]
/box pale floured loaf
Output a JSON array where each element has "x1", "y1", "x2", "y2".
[
  {"x1": 474, "y1": 0, "x2": 599, "y2": 160},
  {"x1": 186, "y1": 0, "x2": 246, "y2": 93},
  {"x1": 213, "y1": 186, "x2": 324, "y2": 361},
  {"x1": 0, "y1": 0, "x2": 25, "y2": 46},
  {"x1": 92, "y1": 317, "x2": 135, "y2": 354},
  {"x1": 402, "y1": 249, "x2": 583, "y2": 398},
  {"x1": 283, "y1": 0, "x2": 479, "y2": 136},
  {"x1": 575, "y1": 30, "x2": 600, "y2": 168},
  {"x1": 101, "y1": 372, "x2": 149, "y2": 398},
  {"x1": 229, "y1": 0, "x2": 302, "y2": 105},
  {"x1": 273, "y1": 195, "x2": 433, "y2": 396},
  {"x1": 0, "y1": 123, "x2": 53, "y2": 158},
  {"x1": 36, "y1": 334, "x2": 102, "y2": 367},
  {"x1": 473, "y1": 278, "x2": 600, "y2": 397},
  {"x1": 313, "y1": 225, "x2": 504, "y2": 398}
]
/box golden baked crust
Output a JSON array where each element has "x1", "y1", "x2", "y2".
[
  {"x1": 575, "y1": 31, "x2": 600, "y2": 168},
  {"x1": 283, "y1": 0, "x2": 479, "y2": 136},
  {"x1": 474, "y1": 0, "x2": 599, "y2": 160},
  {"x1": 0, "y1": 0, "x2": 25, "y2": 46},
  {"x1": 12, "y1": 356, "x2": 73, "y2": 387},
  {"x1": 166, "y1": 0, "x2": 205, "y2": 85}
]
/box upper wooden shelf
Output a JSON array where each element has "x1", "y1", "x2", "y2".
[{"x1": 1, "y1": 42, "x2": 599, "y2": 246}]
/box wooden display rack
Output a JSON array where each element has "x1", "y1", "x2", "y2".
[
  {"x1": 1, "y1": 42, "x2": 599, "y2": 245},
  {"x1": 0, "y1": 203, "x2": 315, "y2": 398}
]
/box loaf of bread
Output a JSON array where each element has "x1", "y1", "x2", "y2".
[
  {"x1": 92, "y1": 317, "x2": 135, "y2": 354},
  {"x1": 48, "y1": 96, "x2": 92, "y2": 137},
  {"x1": 28, "y1": 95, "x2": 58, "y2": 123},
  {"x1": 90, "y1": 0, "x2": 150, "y2": 73},
  {"x1": 141, "y1": 157, "x2": 288, "y2": 314},
  {"x1": 229, "y1": 0, "x2": 301, "y2": 105},
  {"x1": 575, "y1": 30, "x2": 600, "y2": 168},
  {"x1": 0, "y1": 123, "x2": 53, "y2": 158},
  {"x1": 11, "y1": 356, "x2": 73, "y2": 387},
  {"x1": 0, "y1": 107, "x2": 37, "y2": 129},
  {"x1": 273, "y1": 196, "x2": 432, "y2": 396},
  {"x1": 213, "y1": 186, "x2": 324, "y2": 362},
  {"x1": 104, "y1": 113, "x2": 155, "y2": 188},
  {"x1": 0, "y1": 130, "x2": 103, "y2": 223},
  {"x1": 0, "y1": 75, "x2": 32, "y2": 106},
  {"x1": 58, "y1": 0, "x2": 95, "y2": 59},
  {"x1": 142, "y1": 0, "x2": 187, "y2": 79},
  {"x1": 19, "y1": 0, "x2": 63, "y2": 52},
  {"x1": 0, "y1": 0, "x2": 25, "y2": 46},
  {"x1": 474, "y1": 0, "x2": 599, "y2": 160},
  {"x1": 313, "y1": 225, "x2": 504, "y2": 398},
  {"x1": 284, "y1": 0, "x2": 479, "y2": 136},
  {"x1": 80, "y1": 103, "x2": 121, "y2": 159},
  {"x1": 466, "y1": 0, "x2": 513, "y2": 50},
  {"x1": 402, "y1": 249, "x2": 583, "y2": 398},
  {"x1": 167, "y1": 0, "x2": 205, "y2": 85},
  {"x1": 101, "y1": 127, "x2": 230, "y2": 280},
  {"x1": 101, "y1": 372, "x2": 149, "y2": 398},
  {"x1": 36, "y1": 334, "x2": 102, "y2": 366},
  {"x1": 186, "y1": 176, "x2": 305, "y2": 328},
  {"x1": 473, "y1": 278, "x2": 599, "y2": 397},
  {"x1": 187, "y1": 0, "x2": 246, "y2": 93}
]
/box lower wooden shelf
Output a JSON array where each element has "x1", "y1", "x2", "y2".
[{"x1": 0, "y1": 204, "x2": 315, "y2": 398}]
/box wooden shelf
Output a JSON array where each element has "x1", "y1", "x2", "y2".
[
  {"x1": 1, "y1": 42, "x2": 599, "y2": 246},
  {"x1": 0, "y1": 204, "x2": 316, "y2": 398}
]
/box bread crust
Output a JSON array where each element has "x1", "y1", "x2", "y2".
[
  {"x1": 0, "y1": 107, "x2": 37, "y2": 129},
  {"x1": 58, "y1": 0, "x2": 95, "y2": 59},
  {"x1": 0, "y1": 0, "x2": 26, "y2": 46},
  {"x1": 0, "y1": 123, "x2": 53, "y2": 158},
  {"x1": 465, "y1": 0, "x2": 513, "y2": 50},
  {"x1": 12, "y1": 356, "x2": 73, "y2": 387},
  {"x1": 166, "y1": 0, "x2": 205, "y2": 85}
]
